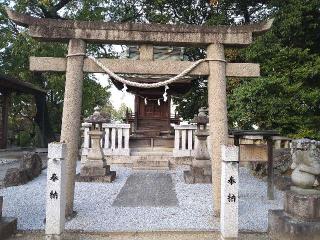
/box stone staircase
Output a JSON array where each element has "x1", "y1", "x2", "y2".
[{"x1": 131, "y1": 148, "x2": 173, "y2": 170}]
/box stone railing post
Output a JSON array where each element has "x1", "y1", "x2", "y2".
[
  {"x1": 173, "y1": 125, "x2": 197, "y2": 157},
  {"x1": 46, "y1": 142, "x2": 67, "y2": 239},
  {"x1": 80, "y1": 122, "x2": 92, "y2": 166},
  {"x1": 174, "y1": 128, "x2": 180, "y2": 151},
  {"x1": 123, "y1": 127, "x2": 130, "y2": 153},
  {"x1": 102, "y1": 123, "x2": 130, "y2": 156},
  {"x1": 221, "y1": 145, "x2": 239, "y2": 239}
]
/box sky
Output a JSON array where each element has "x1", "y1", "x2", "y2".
[
  {"x1": 94, "y1": 45, "x2": 177, "y2": 113},
  {"x1": 95, "y1": 73, "x2": 135, "y2": 111}
]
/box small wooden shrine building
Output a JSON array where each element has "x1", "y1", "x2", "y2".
[{"x1": 115, "y1": 46, "x2": 188, "y2": 137}]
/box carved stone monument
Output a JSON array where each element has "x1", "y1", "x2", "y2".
[
  {"x1": 77, "y1": 107, "x2": 116, "y2": 182},
  {"x1": 184, "y1": 108, "x2": 212, "y2": 183},
  {"x1": 268, "y1": 139, "x2": 320, "y2": 240}
]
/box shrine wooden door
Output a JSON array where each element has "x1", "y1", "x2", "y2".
[{"x1": 135, "y1": 96, "x2": 170, "y2": 131}]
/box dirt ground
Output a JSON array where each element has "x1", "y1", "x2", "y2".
[{"x1": 9, "y1": 230, "x2": 269, "y2": 240}]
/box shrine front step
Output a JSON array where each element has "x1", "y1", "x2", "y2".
[
  {"x1": 131, "y1": 149, "x2": 173, "y2": 157},
  {"x1": 132, "y1": 156, "x2": 171, "y2": 170}
]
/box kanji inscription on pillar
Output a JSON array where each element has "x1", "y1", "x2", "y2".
[
  {"x1": 221, "y1": 145, "x2": 239, "y2": 239},
  {"x1": 45, "y1": 142, "x2": 67, "y2": 237}
]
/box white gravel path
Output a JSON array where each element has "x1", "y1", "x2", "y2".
[{"x1": 0, "y1": 164, "x2": 284, "y2": 232}]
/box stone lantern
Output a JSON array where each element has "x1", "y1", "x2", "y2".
[
  {"x1": 184, "y1": 108, "x2": 212, "y2": 183},
  {"x1": 77, "y1": 106, "x2": 116, "y2": 182},
  {"x1": 194, "y1": 108, "x2": 210, "y2": 160}
]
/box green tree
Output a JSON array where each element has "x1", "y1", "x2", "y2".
[
  {"x1": 230, "y1": 0, "x2": 320, "y2": 139},
  {"x1": 2, "y1": 0, "x2": 320, "y2": 142},
  {"x1": 0, "y1": 0, "x2": 113, "y2": 145},
  {"x1": 102, "y1": 102, "x2": 131, "y2": 122}
]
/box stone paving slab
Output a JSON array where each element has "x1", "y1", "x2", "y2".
[{"x1": 112, "y1": 172, "x2": 178, "y2": 207}]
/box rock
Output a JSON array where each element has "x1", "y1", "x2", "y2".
[
  {"x1": 274, "y1": 175, "x2": 292, "y2": 191},
  {"x1": 250, "y1": 149, "x2": 292, "y2": 178},
  {"x1": 4, "y1": 168, "x2": 28, "y2": 187},
  {"x1": 20, "y1": 152, "x2": 42, "y2": 179},
  {"x1": 273, "y1": 149, "x2": 292, "y2": 175},
  {"x1": 0, "y1": 217, "x2": 17, "y2": 240},
  {"x1": 4, "y1": 152, "x2": 42, "y2": 188}
]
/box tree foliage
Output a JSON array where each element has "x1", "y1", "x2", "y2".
[
  {"x1": 1, "y1": 0, "x2": 319, "y2": 143},
  {"x1": 230, "y1": 0, "x2": 320, "y2": 139},
  {"x1": 0, "y1": 0, "x2": 112, "y2": 145}
]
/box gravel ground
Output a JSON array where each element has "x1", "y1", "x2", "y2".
[{"x1": 0, "y1": 164, "x2": 284, "y2": 233}]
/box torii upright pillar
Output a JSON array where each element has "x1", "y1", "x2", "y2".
[
  {"x1": 60, "y1": 39, "x2": 86, "y2": 217},
  {"x1": 207, "y1": 43, "x2": 228, "y2": 216}
]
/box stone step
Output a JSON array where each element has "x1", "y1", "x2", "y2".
[
  {"x1": 131, "y1": 147, "x2": 173, "y2": 152},
  {"x1": 132, "y1": 166, "x2": 170, "y2": 170},
  {"x1": 132, "y1": 155, "x2": 170, "y2": 170},
  {"x1": 131, "y1": 151, "x2": 173, "y2": 156}
]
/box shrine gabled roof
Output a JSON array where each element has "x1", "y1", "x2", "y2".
[
  {"x1": 5, "y1": 7, "x2": 273, "y2": 46},
  {"x1": 0, "y1": 74, "x2": 46, "y2": 95}
]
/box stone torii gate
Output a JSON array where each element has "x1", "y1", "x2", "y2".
[{"x1": 6, "y1": 8, "x2": 272, "y2": 217}]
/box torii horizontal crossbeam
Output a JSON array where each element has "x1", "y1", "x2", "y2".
[
  {"x1": 29, "y1": 57, "x2": 260, "y2": 78},
  {"x1": 6, "y1": 8, "x2": 273, "y2": 46}
]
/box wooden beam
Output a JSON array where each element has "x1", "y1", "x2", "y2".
[
  {"x1": 30, "y1": 57, "x2": 260, "y2": 77},
  {"x1": 239, "y1": 144, "x2": 268, "y2": 162}
]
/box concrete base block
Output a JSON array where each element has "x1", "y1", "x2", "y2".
[
  {"x1": 173, "y1": 149, "x2": 195, "y2": 157},
  {"x1": 0, "y1": 217, "x2": 17, "y2": 240},
  {"x1": 183, "y1": 170, "x2": 212, "y2": 184},
  {"x1": 103, "y1": 149, "x2": 130, "y2": 156},
  {"x1": 76, "y1": 171, "x2": 116, "y2": 183},
  {"x1": 45, "y1": 234, "x2": 62, "y2": 240},
  {"x1": 220, "y1": 236, "x2": 237, "y2": 240},
  {"x1": 80, "y1": 165, "x2": 110, "y2": 177},
  {"x1": 268, "y1": 210, "x2": 320, "y2": 240}
]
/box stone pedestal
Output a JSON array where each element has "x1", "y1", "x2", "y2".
[
  {"x1": 77, "y1": 129, "x2": 116, "y2": 183},
  {"x1": 184, "y1": 160, "x2": 212, "y2": 184},
  {"x1": 269, "y1": 191, "x2": 320, "y2": 240},
  {"x1": 0, "y1": 196, "x2": 17, "y2": 240}
]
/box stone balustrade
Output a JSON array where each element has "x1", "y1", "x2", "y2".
[
  {"x1": 81, "y1": 123, "x2": 130, "y2": 161},
  {"x1": 102, "y1": 123, "x2": 130, "y2": 156},
  {"x1": 173, "y1": 125, "x2": 197, "y2": 157},
  {"x1": 81, "y1": 122, "x2": 92, "y2": 158}
]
